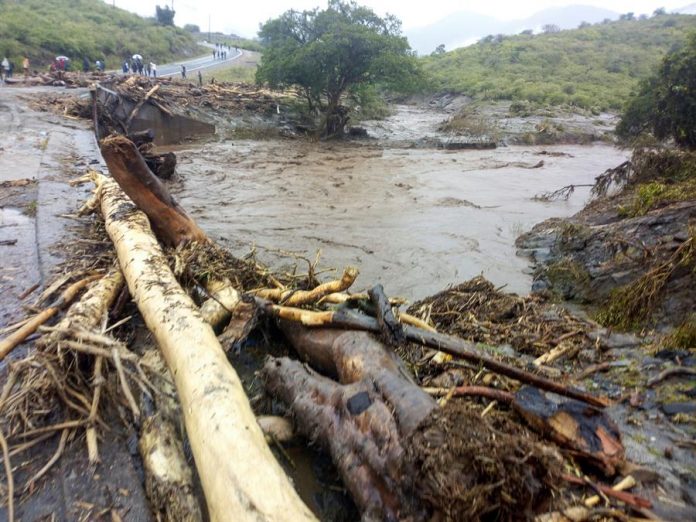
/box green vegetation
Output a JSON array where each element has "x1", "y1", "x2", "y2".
[
  {"x1": 618, "y1": 149, "x2": 696, "y2": 216},
  {"x1": 23, "y1": 200, "x2": 38, "y2": 218},
  {"x1": 596, "y1": 227, "x2": 695, "y2": 330},
  {"x1": 617, "y1": 32, "x2": 696, "y2": 148},
  {"x1": 664, "y1": 314, "x2": 696, "y2": 349},
  {"x1": 256, "y1": 0, "x2": 423, "y2": 137},
  {"x1": 422, "y1": 14, "x2": 696, "y2": 111},
  {"x1": 210, "y1": 65, "x2": 257, "y2": 84},
  {"x1": 0, "y1": 0, "x2": 201, "y2": 69}
]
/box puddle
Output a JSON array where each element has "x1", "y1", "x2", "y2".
[
  {"x1": 173, "y1": 140, "x2": 628, "y2": 299},
  {"x1": 0, "y1": 207, "x2": 39, "y2": 330}
]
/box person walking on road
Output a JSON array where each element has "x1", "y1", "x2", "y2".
[
  {"x1": 151, "y1": 62, "x2": 157, "y2": 77},
  {"x1": 181, "y1": 64, "x2": 186, "y2": 79},
  {"x1": 2, "y1": 57, "x2": 10, "y2": 83}
]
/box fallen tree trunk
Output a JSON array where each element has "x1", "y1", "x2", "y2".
[
  {"x1": 99, "y1": 135, "x2": 206, "y2": 246},
  {"x1": 280, "y1": 322, "x2": 436, "y2": 435},
  {"x1": 258, "y1": 301, "x2": 609, "y2": 408},
  {"x1": 93, "y1": 172, "x2": 315, "y2": 521}
]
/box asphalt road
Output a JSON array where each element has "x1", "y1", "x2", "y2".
[{"x1": 157, "y1": 47, "x2": 243, "y2": 78}]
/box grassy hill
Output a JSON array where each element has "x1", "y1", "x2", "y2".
[
  {"x1": 421, "y1": 14, "x2": 696, "y2": 111},
  {"x1": 0, "y1": 0, "x2": 202, "y2": 70}
]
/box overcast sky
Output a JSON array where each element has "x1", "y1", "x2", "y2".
[{"x1": 107, "y1": 0, "x2": 690, "y2": 38}]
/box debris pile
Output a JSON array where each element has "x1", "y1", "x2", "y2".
[{"x1": 1, "y1": 86, "x2": 692, "y2": 522}]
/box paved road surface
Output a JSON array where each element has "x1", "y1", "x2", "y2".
[{"x1": 157, "y1": 46, "x2": 243, "y2": 78}]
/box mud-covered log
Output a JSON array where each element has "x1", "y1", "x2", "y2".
[
  {"x1": 144, "y1": 151, "x2": 177, "y2": 180},
  {"x1": 280, "y1": 322, "x2": 437, "y2": 436},
  {"x1": 139, "y1": 411, "x2": 203, "y2": 522},
  {"x1": 100, "y1": 135, "x2": 206, "y2": 246},
  {"x1": 263, "y1": 356, "x2": 423, "y2": 521},
  {"x1": 128, "y1": 128, "x2": 156, "y2": 146},
  {"x1": 368, "y1": 284, "x2": 405, "y2": 346},
  {"x1": 513, "y1": 386, "x2": 624, "y2": 476},
  {"x1": 93, "y1": 173, "x2": 315, "y2": 522}
]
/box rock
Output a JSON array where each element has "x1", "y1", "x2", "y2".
[{"x1": 661, "y1": 402, "x2": 696, "y2": 416}]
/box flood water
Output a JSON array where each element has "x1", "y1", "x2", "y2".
[{"x1": 172, "y1": 139, "x2": 628, "y2": 299}]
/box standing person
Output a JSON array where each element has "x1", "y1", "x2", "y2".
[
  {"x1": 151, "y1": 62, "x2": 157, "y2": 77},
  {"x1": 197, "y1": 70, "x2": 202, "y2": 86},
  {"x1": 1, "y1": 56, "x2": 8, "y2": 83},
  {"x1": 181, "y1": 64, "x2": 186, "y2": 79},
  {"x1": 122, "y1": 60, "x2": 129, "y2": 74},
  {"x1": 213, "y1": 49, "x2": 216, "y2": 60},
  {"x1": 22, "y1": 56, "x2": 29, "y2": 77},
  {"x1": 82, "y1": 56, "x2": 90, "y2": 73},
  {"x1": 146, "y1": 62, "x2": 151, "y2": 77}
]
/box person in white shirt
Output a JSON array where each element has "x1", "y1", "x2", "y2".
[
  {"x1": 1, "y1": 57, "x2": 10, "y2": 83},
  {"x1": 150, "y1": 62, "x2": 157, "y2": 78}
]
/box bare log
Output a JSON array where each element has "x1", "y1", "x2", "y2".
[
  {"x1": 253, "y1": 266, "x2": 359, "y2": 306},
  {"x1": 93, "y1": 173, "x2": 315, "y2": 521},
  {"x1": 99, "y1": 135, "x2": 207, "y2": 246},
  {"x1": 125, "y1": 84, "x2": 160, "y2": 130},
  {"x1": 199, "y1": 278, "x2": 241, "y2": 331},
  {"x1": 42, "y1": 267, "x2": 124, "y2": 346},
  {"x1": 0, "y1": 275, "x2": 101, "y2": 361}
]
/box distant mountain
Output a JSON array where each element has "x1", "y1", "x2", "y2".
[
  {"x1": 674, "y1": 3, "x2": 696, "y2": 15},
  {"x1": 405, "y1": 4, "x2": 619, "y2": 55},
  {"x1": 508, "y1": 5, "x2": 618, "y2": 34},
  {"x1": 407, "y1": 11, "x2": 500, "y2": 56}
]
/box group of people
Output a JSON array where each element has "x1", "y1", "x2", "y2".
[
  {"x1": 212, "y1": 42, "x2": 237, "y2": 60},
  {"x1": 122, "y1": 57, "x2": 157, "y2": 77},
  {"x1": 1, "y1": 56, "x2": 31, "y2": 82}
]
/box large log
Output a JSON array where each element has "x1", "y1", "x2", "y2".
[
  {"x1": 93, "y1": 173, "x2": 315, "y2": 522},
  {"x1": 280, "y1": 322, "x2": 436, "y2": 436},
  {"x1": 99, "y1": 135, "x2": 206, "y2": 246}
]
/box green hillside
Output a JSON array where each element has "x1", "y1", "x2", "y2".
[
  {"x1": 422, "y1": 14, "x2": 696, "y2": 111},
  {"x1": 0, "y1": 0, "x2": 202, "y2": 70}
]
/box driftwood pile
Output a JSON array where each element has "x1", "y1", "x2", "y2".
[
  {"x1": 105, "y1": 75, "x2": 283, "y2": 117},
  {"x1": 0, "y1": 128, "x2": 660, "y2": 521}
]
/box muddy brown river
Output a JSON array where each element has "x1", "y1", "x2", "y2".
[{"x1": 172, "y1": 140, "x2": 628, "y2": 299}]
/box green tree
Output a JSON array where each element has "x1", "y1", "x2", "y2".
[
  {"x1": 617, "y1": 33, "x2": 696, "y2": 148},
  {"x1": 256, "y1": 0, "x2": 422, "y2": 137},
  {"x1": 155, "y1": 5, "x2": 175, "y2": 26},
  {"x1": 183, "y1": 24, "x2": 200, "y2": 33}
]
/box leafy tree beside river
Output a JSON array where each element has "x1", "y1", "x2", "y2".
[
  {"x1": 256, "y1": 0, "x2": 423, "y2": 137},
  {"x1": 617, "y1": 32, "x2": 696, "y2": 149}
]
